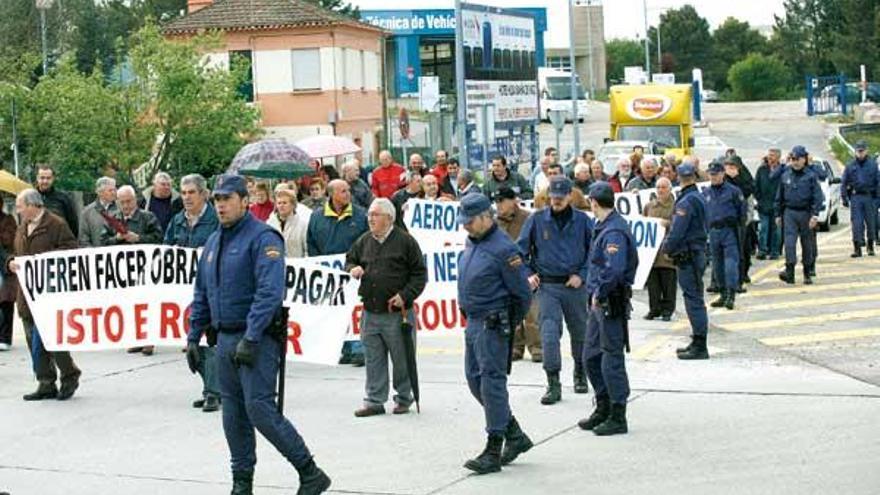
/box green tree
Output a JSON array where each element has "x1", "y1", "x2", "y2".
[
  {"x1": 830, "y1": 0, "x2": 880, "y2": 78},
  {"x1": 19, "y1": 56, "x2": 153, "y2": 189},
  {"x1": 728, "y1": 53, "x2": 794, "y2": 101},
  {"x1": 709, "y1": 17, "x2": 770, "y2": 91},
  {"x1": 653, "y1": 5, "x2": 712, "y2": 83},
  {"x1": 305, "y1": 0, "x2": 360, "y2": 18},
  {"x1": 605, "y1": 39, "x2": 644, "y2": 84},
  {"x1": 770, "y1": 0, "x2": 844, "y2": 83},
  {"x1": 129, "y1": 23, "x2": 261, "y2": 179}
]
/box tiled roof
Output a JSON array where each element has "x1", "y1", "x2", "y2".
[{"x1": 162, "y1": 0, "x2": 384, "y2": 35}]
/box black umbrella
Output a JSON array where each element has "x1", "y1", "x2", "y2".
[{"x1": 400, "y1": 308, "x2": 420, "y2": 413}]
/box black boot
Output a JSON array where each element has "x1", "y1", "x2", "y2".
[
  {"x1": 706, "y1": 285, "x2": 720, "y2": 294},
  {"x1": 709, "y1": 290, "x2": 726, "y2": 308},
  {"x1": 676, "y1": 337, "x2": 695, "y2": 354},
  {"x1": 778, "y1": 264, "x2": 795, "y2": 284},
  {"x1": 852, "y1": 242, "x2": 863, "y2": 258},
  {"x1": 593, "y1": 403, "x2": 628, "y2": 436},
  {"x1": 540, "y1": 371, "x2": 561, "y2": 405},
  {"x1": 296, "y1": 458, "x2": 331, "y2": 495},
  {"x1": 803, "y1": 268, "x2": 814, "y2": 285},
  {"x1": 577, "y1": 393, "x2": 610, "y2": 431},
  {"x1": 677, "y1": 335, "x2": 709, "y2": 360},
  {"x1": 868, "y1": 241, "x2": 876, "y2": 256},
  {"x1": 500, "y1": 416, "x2": 533, "y2": 465},
  {"x1": 573, "y1": 368, "x2": 589, "y2": 394},
  {"x1": 464, "y1": 434, "x2": 504, "y2": 474},
  {"x1": 230, "y1": 470, "x2": 253, "y2": 495},
  {"x1": 724, "y1": 291, "x2": 735, "y2": 310}
]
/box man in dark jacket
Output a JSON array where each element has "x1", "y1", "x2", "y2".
[
  {"x1": 35, "y1": 164, "x2": 78, "y2": 236},
  {"x1": 391, "y1": 172, "x2": 423, "y2": 229},
  {"x1": 346, "y1": 198, "x2": 427, "y2": 417},
  {"x1": 140, "y1": 172, "x2": 183, "y2": 234},
  {"x1": 754, "y1": 149, "x2": 783, "y2": 259},
  {"x1": 723, "y1": 155, "x2": 756, "y2": 290},
  {"x1": 9, "y1": 189, "x2": 81, "y2": 401}
]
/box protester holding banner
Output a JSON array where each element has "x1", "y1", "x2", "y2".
[
  {"x1": 578, "y1": 182, "x2": 638, "y2": 436},
  {"x1": 494, "y1": 187, "x2": 542, "y2": 363},
  {"x1": 422, "y1": 174, "x2": 452, "y2": 202},
  {"x1": 79, "y1": 177, "x2": 118, "y2": 247},
  {"x1": 458, "y1": 193, "x2": 534, "y2": 475},
  {"x1": 346, "y1": 198, "x2": 427, "y2": 417},
  {"x1": 268, "y1": 184, "x2": 309, "y2": 259},
  {"x1": 9, "y1": 189, "x2": 81, "y2": 400},
  {"x1": 0, "y1": 207, "x2": 16, "y2": 351},
  {"x1": 662, "y1": 164, "x2": 710, "y2": 360},
  {"x1": 165, "y1": 173, "x2": 222, "y2": 412},
  {"x1": 391, "y1": 172, "x2": 423, "y2": 229},
  {"x1": 642, "y1": 178, "x2": 677, "y2": 321},
  {"x1": 483, "y1": 156, "x2": 533, "y2": 200},
  {"x1": 188, "y1": 174, "x2": 331, "y2": 495},
  {"x1": 307, "y1": 179, "x2": 369, "y2": 366},
  {"x1": 517, "y1": 176, "x2": 593, "y2": 404}
]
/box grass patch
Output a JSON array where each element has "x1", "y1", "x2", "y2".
[
  {"x1": 829, "y1": 135, "x2": 853, "y2": 163},
  {"x1": 822, "y1": 114, "x2": 856, "y2": 124}
]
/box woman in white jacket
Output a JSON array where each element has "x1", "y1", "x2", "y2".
[{"x1": 267, "y1": 183, "x2": 309, "y2": 258}]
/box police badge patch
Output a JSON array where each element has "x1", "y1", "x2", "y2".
[
  {"x1": 265, "y1": 246, "x2": 282, "y2": 259},
  {"x1": 606, "y1": 243, "x2": 619, "y2": 255},
  {"x1": 507, "y1": 254, "x2": 523, "y2": 268}
]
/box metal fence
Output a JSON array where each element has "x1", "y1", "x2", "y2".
[{"x1": 806, "y1": 74, "x2": 848, "y2": 116}]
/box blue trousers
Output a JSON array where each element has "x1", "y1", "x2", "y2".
[
  {"x1": 783, "y1": 209, "x2": 815, "y2": 269},
  {"x1": 216, "y1": 331, "x2": 312, "y2": 472},
  {"x1": 758, "y1": 213, "x2": 782, "y2": 256},
  {"x1": 677, "y1": 251, "x2": 708, "y2": 337},
  {"x1": 582, "y1": 307, "x2": 630, "y2": 405},
  {"x1": 197, "y1": 345, "x2": 219, "y2": 399},
  {"x1": 850, "y1": 195, "x2": 877, "y2": 245},
  {"x1": 464, "y1": 316, "x2": 511, "y2": 435},
  {"x1": 709, "y1": 227, "x2": 739, "y2": 290},
  {"x1": 536, "y1": 283, "x2": 588, "y2": 374}
]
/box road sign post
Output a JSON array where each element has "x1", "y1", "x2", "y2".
[{"x1": 548, "y1": 110, "x2": 566, "y2": 162}]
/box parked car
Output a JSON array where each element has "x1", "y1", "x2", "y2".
[
  {"x1": 813, "y1": 157, "x2": 841, "y2": 232},
  {"x1": 818, "y1": 82, "x2": 880, "y2": 105},
  {"x1": 701, "y1": 89, "x2": 719, "y2": 102},
  {"x1": 597, "y1": 140, "x2": 662, "y2": 175}
]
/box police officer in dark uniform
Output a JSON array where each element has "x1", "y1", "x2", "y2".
[
  {"x1": 187, "y1": 174, "x2": 330, "y2": 495},
  {"x1": 458, "y1": 193, "x2": 534, "y2": 474},
  {"x1": 704, "y1": 160, "x2": 746, "y2": 310},
  {"x1": 517, "y1": 176, "x2": 593, "y2": 404},
  {"x1": 841, "y1": 140, "x2": 879, "y2": 257},
  {"x1": 661, "y1": 164, "x2": 710, "y2": 360},
  {"x1": 776, "y1": 146, "x2": 824, "y2": 285},
  {"x1": 577, "y1": 182, "x2": 638, "y2": 436}
]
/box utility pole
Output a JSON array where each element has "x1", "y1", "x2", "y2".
[
  {"x1": 454, "y1": 0, "x2": 469, "y2": 168},
  {"x1": 656, "y1": 25, "x2": 661, "y2": 70},
  {"x1": 642, "y1": 0, "x2": 650, "y2": 76},
  {"x1": 36, "y1": 0, "x2": 54, "y2": 75},
  {"x1": 568, "y1": 0, "x2": 580, "y2": 156}
]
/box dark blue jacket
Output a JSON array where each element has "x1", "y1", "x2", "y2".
[
  {"x1": 776, "y1": 167, "x2": 825, "y2": 217},
  {"x1": 189, "y1": 212, "x2": 285, "y2": 343},
  {"x1": 586, "y1": 211, "x2": 638, "y2": 301},
  {"x1": 458, "y1": 224, "x2": 532, "y2": 320},
  {"x1": 164, "y1": 203, "x2": 219, "y2": 249},
  {"x1": 754, "y1": 162, "x2": 782, "y2": 216},
  {"x1": 516, "y1": 207, "x2": 593, "y2": 282},
  {"x1": 770, "y1": 162, "x2": 827, "y2": 181},
  {"x1": 841, "y1": 156, "x2": 880, "y2": 199},
  {"x1": 306, "y1": 203, "x2": 368, "y2": 256},
  {"x1": 703, "y1": 181, "x2": 746, "y2": 228},
  {"x1": 663, "y1": 184, "x2": 707, "y2": 255}
]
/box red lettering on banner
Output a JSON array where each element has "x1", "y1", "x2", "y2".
[
  {"x1": 160, "y1": 303, "x2": 183, "y2": 339},
  {"x1": 134, "y1": 304, "x2": 148, "y2": 340},
  {"x1": 65, "y1": 309, "x2": 85, "y2": 344},
  {"x1": 288, "y1": 321, "x2": 302, "y2": 355},
  {"x1": 183, "y1": 305, "x2": 192, "y2": 333},
  {"x1": 412, "y1": 299, "x2": 466, "y2": 332},
  {"x1": 422, "y1": 300, "x2": 439, "y2": 330},
  {"x1": 86, "y1": 307, "x2": 102, "y2": 343},
  {"x1": 350, "y1": 305, "x2": 363, "y2": 335},
  {"x1": 104, "y1": 306, "x2": 124, "y2": 342}
]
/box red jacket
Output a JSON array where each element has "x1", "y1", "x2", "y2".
[
  {"x1": 431, "y1": 164, "x2": 449, "y2": 183},
  {"x1": 249, "y1": 200, "x2": 274, "y2": 222},
  {"x1": 371, "y1": 163, "x2": 405, "y2": 199}
]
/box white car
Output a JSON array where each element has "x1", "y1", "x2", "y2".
[
  {"x1": 813, "y1": 158, "x2": 841, "y2": 231},
  {"x1": 597, "y1": 140, "x2": 662, "y2": 175}
]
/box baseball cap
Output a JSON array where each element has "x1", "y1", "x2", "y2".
[
  {"x1": 854, "y1": 140, "x2": 868, "y2": 151},
  {"x1": 588, "y1": 181, "x2": 614, "y2": 204},
  {"x1": 459, "y1": 193, "x2": 492, "y2": 225},
  {"x1": 213, "y1": 174, "x2": 249, "y2": 197},
  {"x1": 548, "y1": 176, "x2": 573, "y2": 198},
  {"x1": 791, "y1": 145, "x2": 808, "y2": 159}
]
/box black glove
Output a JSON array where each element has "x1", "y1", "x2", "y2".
[
  {"x1": 842, "y1": 199, "x2": 849, "y2": 208},
  {"x1": 233, "y1": 339, "x2": 258, "y2": 368},
  {"x1": 185, "y1": 342, "x2": 200, "y2": 374}
]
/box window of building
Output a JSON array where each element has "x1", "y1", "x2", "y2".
[
  {"x1": 229, "y1": 50, "x2": 254, "y2": 102},
  {"x1": 344, "y1": 48, "x2": 363, "y2": 90},
  {"x1": 291, "y1": 49, "x2": 321, "y2": 91},
  {"x1": 420, "y1": 40, "x2": 454, "y2": 93},
  {"x1": 547, "y1": 56, "x2": 572, "y2": 70}
]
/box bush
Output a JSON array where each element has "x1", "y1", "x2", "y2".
[{"x1": 727, "y1": 53, "x2": 794, "y2": 101}]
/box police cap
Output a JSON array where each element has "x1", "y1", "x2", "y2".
[
  {"x1": 854, "y1": 140, "x2": 868, "y2": 151},
  {"x1": 548, "y1": 176, "x2": 573, "y2": 198},
  {"x1": 588, "y1": 181, "x2": 614, "y2": 205},
  {"x1": 791, "y1": 145, "x2": 808, "y2": 158},
  {"x1": 708, "y1": 160, "x2": 725, "y2": 174},
  {"x1": 677, "y1": 163, "x2": 696, "y2": 178},
  {"x1": 213, "y1": 174, "x2": 249, "y2": 197},
  {"x1": 459, "y1": 193, "x2": 492, "y2": 225},
  {"x1": 491, "y1": 186, "x2": 518, "y2": 202}
]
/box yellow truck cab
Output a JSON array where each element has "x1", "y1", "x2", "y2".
[{"x1": 609, "y1": 84, "x2": 694, "y2": 158}]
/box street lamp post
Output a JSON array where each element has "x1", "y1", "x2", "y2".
[
  {"x1": 568, "y1": 0, "x2": 580, "y2": 157},
  {"x1": 454, "y1": 0, "x2": 468, "y2": 169},
  {"x1": 656, "y1": 25, "x2": 661, "y2": 71},
  {"x1": 642, "y1": 0, "x2": 650, "y2": 76},
  {"x1": 35, "y1": 0, "x2": 54, "y2": 75}
]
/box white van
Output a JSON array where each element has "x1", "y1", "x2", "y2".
[{"x1": 539, "y1": 67, "x2": 588, "y2": 123}]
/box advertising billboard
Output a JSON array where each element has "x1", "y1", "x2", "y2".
[{"x1": 460, "y1": 3, "x2": 539, "y2": 128}]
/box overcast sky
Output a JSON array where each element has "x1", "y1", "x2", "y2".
[{"x1": 351, "y1": 0, "x2": 788, "y2": 47}]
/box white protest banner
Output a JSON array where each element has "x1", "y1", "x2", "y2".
[
  {"x1": 17, "y1": 245, "x2": 359, "y2": 366},
  {"x1": 402, "y1": 198, "x2": 468, "y2": 247}
]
